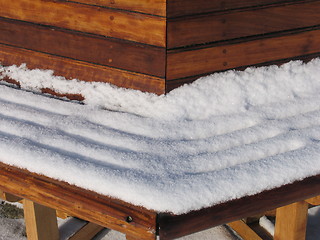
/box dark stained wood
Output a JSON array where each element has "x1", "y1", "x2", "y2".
[
  {"x1": 165, "y1": 52, "x2": 320, "y2": 93},
  {"x1": 0, "y1": 162, "x2": 157, "y2": 240},
  {"x1": 158, "y1": 174, "x2": 320, "y2": 240},
  {"x1": 167, "y1": 0, "x2": 303, "y2": 17},
  {"x1": 168, "y1": 1, "x2": 320, "y2": 48},
  {"x1": 167, "y1": 28, "x2": 320, "y2": 80},
  {"x1": 0, "y1": 44, "x2": 165, "y2": 95},
  {"x1": 0, "y1": 18, "x2": 165, "y2": 77},
  {"x1": 70, "y1": 0, "x2": 166, "y2": 16},
  {"x1": 0, "y1": 0, "x2": 166, "y2": 47}
]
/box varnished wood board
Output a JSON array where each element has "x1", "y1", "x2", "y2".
[
  {"x1": 0, "y1": 162, "x2": 157, "y2": 240},
  {"x1": 167, "y1": 28, "x2": 320, "y2": 80},
  {"x1": 165, "y1": 52, "x2": 320, "y2": 93},
  {"x1": 167, "y1": 0, "x2": 303, "y2": 17},
  {"x1": 168, "y1": 1, "x2": 320, "y2": 48},
  {"x1": 0, "y1": 44, "x2": 165, "y2": 95},
  {"x1": 0, "y1": 18, "x2": 165, "y2": 77},
  {"x1": 70, "y1": 0, "x2": 166, "y2": 16},
  {"x1": 159, "y1": 174, "x2": 320, "y2": 240},
  {"x1": 0, "y1": 0, "x2": 166, "y2": 47}
]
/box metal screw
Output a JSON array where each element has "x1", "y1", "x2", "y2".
[{"x1": 126, "y1": 216, "x2": 133, "y2": 223}]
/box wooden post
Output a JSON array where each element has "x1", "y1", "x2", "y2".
[
  {"x1": 23, "y1": 199, "x2": 59, "y2": 240},
  {"x1": 274, "y1": 201, "x2": 308, "y2": 240}
]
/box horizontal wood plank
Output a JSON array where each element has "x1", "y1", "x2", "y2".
[
  {"x1": 158, "y1": 174, "x2": 320, "y2": 240},
  {"x1": 168, "y1": 1, "x2": 320, "y2": 48},
  {"x1": 69, "y1": 0, "x2": 166, "y2": 16},
  {"x1": 0, "y1": 162, "x2": 157, "y2": 240},
  {"x1": 165, "y1": 52, "x2": 320, "y2": 92},
  {"x1": 167, "y1": 0, "x2": 303, "y2": 17},
  {"x1": 0, "y1": 44, "x2": 165, "y2": 94},
  {"x1": 167, "y1": 28, "x2": 320, "y2": 80},
  {"x1": 0, "y1": 0, "x2": 166, "y2": 47},
  {"x1": 0, "y1": 18, "x2": 165, "y2": 77}
]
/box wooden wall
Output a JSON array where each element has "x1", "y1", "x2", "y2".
[
  {"x1": 0, "y1": 0, "x2": 166, "y2": 95},
  {"x1": 0, "y1": 0, "x2": 320, "y2": 95},
  {"x1": 166, "y1": 0, "x2": 320, "y2": 92}
]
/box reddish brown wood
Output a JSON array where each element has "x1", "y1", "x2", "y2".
[
  {"x1": 158, "y1": 174, "x2": 320, "y2": 240},
  {"x1": 0, "y1": 18, "x2": 165, "y2": 77},
  {"x1": 70, "y1": 0, "x2": 166, "y2": 16},
  {"x1": 0, "y1": 162, "x2": 157, "y2": 240},
  {"x1": 0, "y1": 0, "x2": 166, "y2": 47},
  {"x1": 167, "y1": 28, "x2": 320, "y2": 80},
  {"x1": 167, "y1": 0, "x2": 303, "y2": 17},
  {"x1": 168, "y1": 1, "x2": 320, "y2": 48},
  {"x1": 41, "y1": 88, "x2": 85, "y2": 102},
  {"x1": 165, "y1": 52, "x2": 320, "y2": 93},
  {"x1": 0, "y1": 44, "x2": 165, "y2": 95}
]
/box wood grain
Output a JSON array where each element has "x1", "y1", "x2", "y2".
[
  {"x1": 165, "y1": 52, "x2": 320, "y2": 93},
  {"x1": 0, "y1": 18, "x2": 165, "y2": 77},
  {"x1": 0, "y1": 44, "x2": 165, "y2": 95},
  {"x1": 70, "y1": 0, "x2": 166, "y2": 16},
  {"x1": 167, "y1": 0, "x2": 302, "y2": 17},
  {"x1": 168, "y1": 1, "x2": 320, "y2": 48},
  {"x1": 228, "y1": 220, "x2": 263, "y2": 240},
  {"x1": 274, "y1": 201, "x2": 309, "y2": 240},
  {"x1": 23, "y1": 199, "x2": 59, "y2": 240},
  {"x1": 0, "y1": 0, "x2": 166, "y2": 47},
  {"x1": 0, "y1": 162, "x2": 157, "y2": 240},
  {"x1": 167, "y1": 28, "x2": 320, "y2": 80},
  {"x1": 68, "y1": 222, "x2": 105, "y2": 240},
  {"x1": 158, "y1": 174, "x2": 320, "y2": 240}
]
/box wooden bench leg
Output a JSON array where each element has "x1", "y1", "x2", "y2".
[
  {"x1": 23, "y1": 199, "x2": 59, "y2": 240},
  {"x1": 274, "y1": 201, "x2": 308, "y2": 240}
]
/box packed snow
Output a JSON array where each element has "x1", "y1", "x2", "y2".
[{"x1": 0, "y1": 59, "x2": 320, "y2": 214}]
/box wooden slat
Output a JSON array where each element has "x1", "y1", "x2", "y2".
[
  {"x1": 165, "y1": 52, "x2": 320, "y2": 93},
  {"x1": 0, "y1": 44, "x2": 165, "y2": 95},
  {"x1": 228, "y1": 220, "x2": 263, "y2": 240},
  {"x1": 167, "y1": 0, "x2": 302, "y2": 17},
  {"x1": 0, "y1": 18, "x2": 165, "y2": 78},
  {"x1": 23, "y1": 199, "x2": 60, "y2": 240},
  {"x1": 168, "y1": 1, "x2": 320, "y2": 48},
  {"x1": 167, "y1": 28, "x2": 320, "y2": 80},
  {"x1": 70, "y1": 0, "x2": 166, "y2": 16},
  {"x1": 158, "y1": 174, "x2": 320, "y2": 240},
  {"x1": 274, "y1": 201, "x2": 309, "y2": 240},
  {"x1": 0, "y1": 0, "x2": 166, "y2": 47},
  {"x1": 0, "y1": 162, "x2": 157, "y2": 240},
  {"x1": 68, "y1": 222, "x2": 104, "y2": 240},
  {"x1": 305, "y1": 195, "x2": 320, "y2": 205}
]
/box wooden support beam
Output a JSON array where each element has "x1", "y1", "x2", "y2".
[
  {"x1": 0, "y1": 190, "x2": 22, "y2": 202},
  {"x1": 23, "y1": 199, "x2": 59, "y2": 240},
  {"x1": 305, "y1": 195, "x2": 320, "y2": 206},
  {"x1": 68, "y1": 222, "x2": 104, "y2": 240},
  {"x1": 274, "y1": 201, "x2": 308, "y2": 240},
  {"x1": 228, "y1": 220, "x2": 263, "y2": 240}
]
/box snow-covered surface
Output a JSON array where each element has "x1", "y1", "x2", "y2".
[{"x1": 0, "y1": 60, "x2": 320, "y2": 214}]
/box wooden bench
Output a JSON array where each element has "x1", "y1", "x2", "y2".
[
  {"x1": 1, "y1": 0, "x2": 320, "y2": 94},
  {"x1": 1, "y1": 162, "x2": 320, "y2": 239}
]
